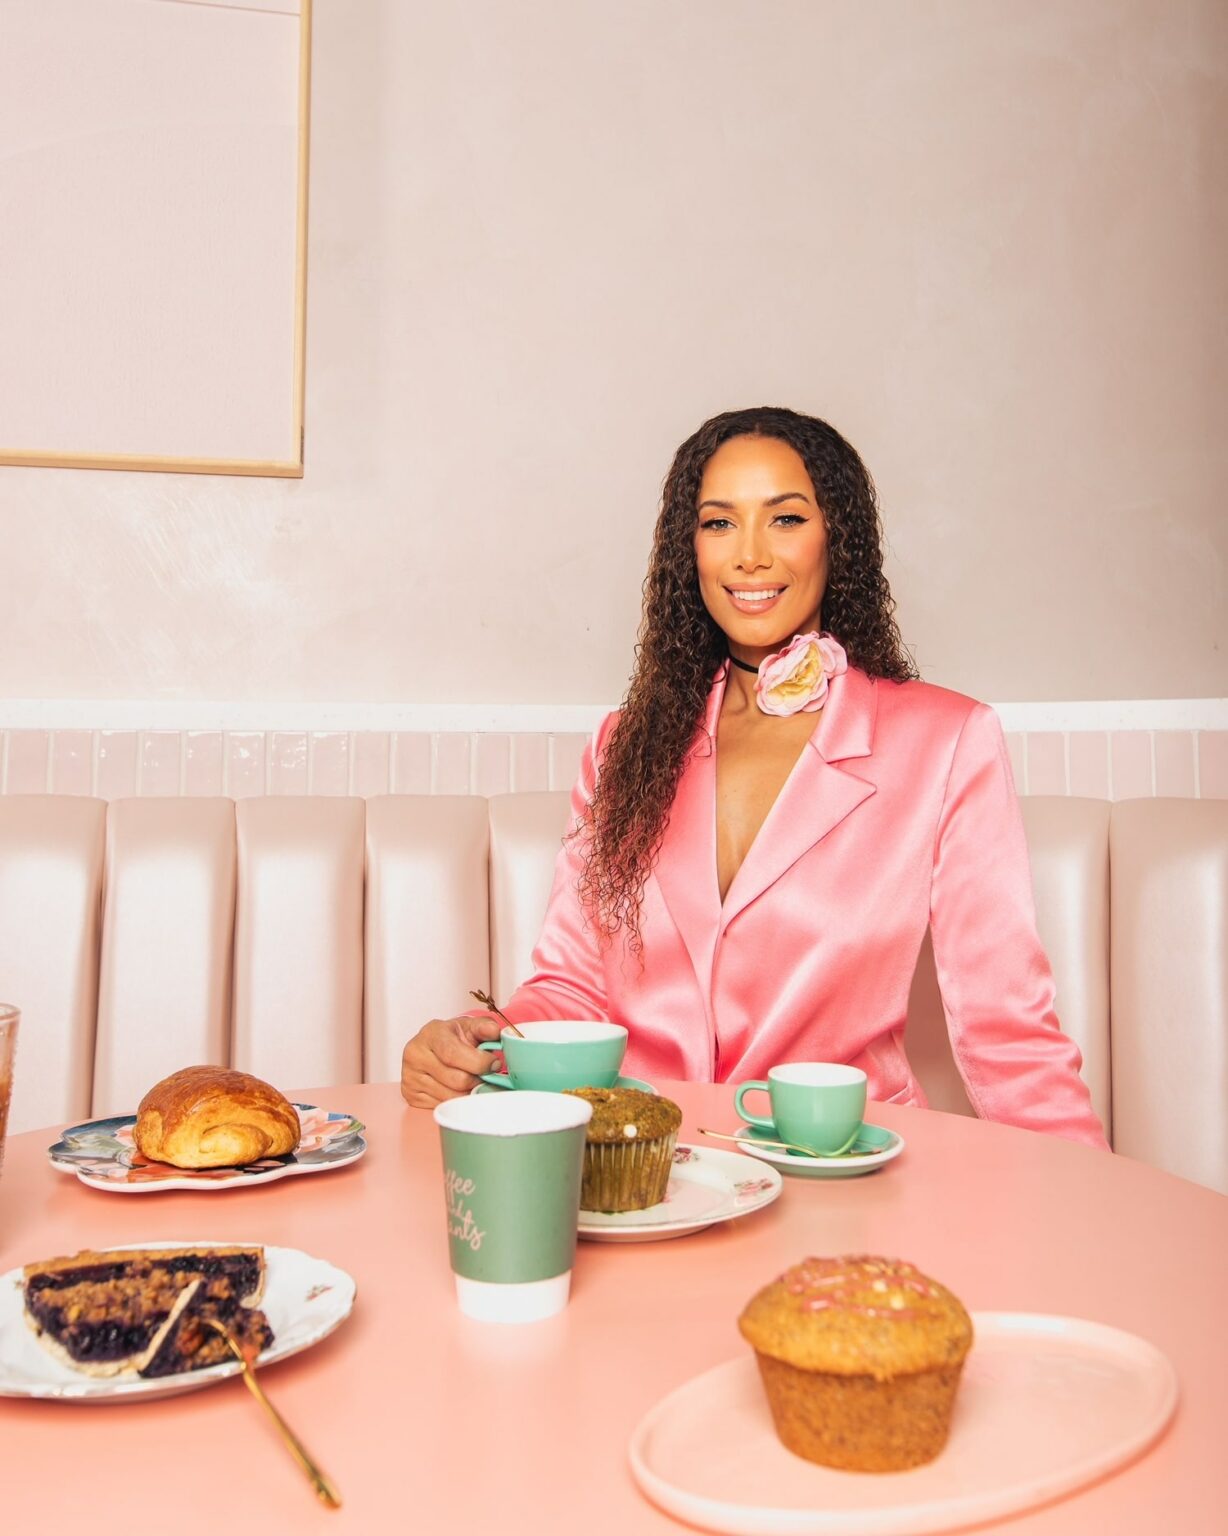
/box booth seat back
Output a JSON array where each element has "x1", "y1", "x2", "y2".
[
  {"x1": 1108, "y1": 801, "x2": 1228, "y2": 1193},
  {"x1": 0, "y1": 792, "x2": 1224, "y2": 1193}
]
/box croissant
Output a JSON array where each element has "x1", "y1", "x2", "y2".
[{"x1": 134, "y1": 1066, "x2": 301, "y2": 1169}]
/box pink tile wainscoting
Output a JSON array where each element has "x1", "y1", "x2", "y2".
[
  {"x1": 1023, "y1": 733, "x2": 1067, "y2": 797},
  {"x1": 0, "y1": 728, "x2": 1223, "y2": 799},
  {"x1": 1109, "y1": 731, "x2": 1155, "y2": 801},
  {"x1": 1199, "y1": 731, "x2": 1228, "y2": 799},
  {"x1": 1067, "y1": 733, "x2": 1111, "y2": 799}
]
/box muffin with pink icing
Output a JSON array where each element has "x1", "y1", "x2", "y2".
[{"x1": 738, "y1": 1255, "x2": 973, "y2": 1471}]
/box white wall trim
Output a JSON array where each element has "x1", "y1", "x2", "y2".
[
  {"x1": 990, "y1": 699, "x2": 1228, "y2": 731},
  {"x1": 0, "y1": 698, "x2": 1225, "y2": 734},
  {"x1": 0, "y1": 700, "x2": 614, "y2": 733}
]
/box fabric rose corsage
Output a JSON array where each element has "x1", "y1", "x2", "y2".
[{"x1": 753, "y1": 632, "x2": 848, "y2": 717}]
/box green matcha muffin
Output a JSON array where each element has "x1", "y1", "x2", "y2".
[
  {"x1": 563, "y1": 1087, "x2": 682, "y2": 1212},
  {"x1": 738, "y1": 1255, "x2": 974, "y2": 1471}
]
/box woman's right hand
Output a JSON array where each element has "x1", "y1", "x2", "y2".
[{"x1": 400, "y1": 1014, "x2": 505, "y2": 1109}]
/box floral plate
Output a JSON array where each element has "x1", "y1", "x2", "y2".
[
  {"x1": 0, "y1": 1241, "x2": 356, "y2": 1402},
  {"x1": 578, "y1": 1144, "x2": 783, "y2": 1243},
  {"x1": 46, "y1": 1105, "x2": 366, "y2": 1193}
]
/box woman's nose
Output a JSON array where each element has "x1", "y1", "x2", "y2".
[{"x1": 733, "y1": 523, "x2": 770, "y2": 571}]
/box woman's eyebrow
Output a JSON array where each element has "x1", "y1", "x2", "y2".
[{"x1": 696, "y1": 490, "x2": 813, "y2": 512}]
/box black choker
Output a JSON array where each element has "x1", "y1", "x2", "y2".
[{"x1": 727, "y1": 654, "x2": 761, "y2": 675}]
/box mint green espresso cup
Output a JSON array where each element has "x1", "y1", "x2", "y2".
[
  {"x1": 734, "y1": 1063, "x2": 867, "y2": 1156},
  {"x1": 433, "y1": 1090, "x2": 592, "y2": 1323},
  {"x1": 477, "y1": 1020, "x2": 627, "y2": 1091}
]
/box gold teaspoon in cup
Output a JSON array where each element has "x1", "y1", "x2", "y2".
[
  {"x1": 203, "y1": 1320, "x2": 342, "y2": 1510},
  {"x1": 469, "y1": 990, "x2": 525, "y2": 1038},
  {"x1": 698, "y1": 1126, "x2": 882, "y2": 1160}
]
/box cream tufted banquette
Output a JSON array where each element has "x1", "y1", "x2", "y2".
[{"x1": 0, "y1": 793, "x2": 1224, "y2": 1193}]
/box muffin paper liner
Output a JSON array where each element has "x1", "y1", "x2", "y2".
[{"x1": 579, "y1": 1131, "x2": 678, "y2": 1213}]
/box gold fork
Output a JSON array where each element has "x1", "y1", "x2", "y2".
[{"x1": 204, "y1": 1320, "x2": 342, "y2": 1510}]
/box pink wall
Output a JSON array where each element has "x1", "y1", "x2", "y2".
[{"x1": 0, "y1": 0, "x2": 1224, "y2": 707}]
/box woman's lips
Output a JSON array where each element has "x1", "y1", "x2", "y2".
[{"x1": 725, "y1": 586, "x2": 786, "y2": 616}]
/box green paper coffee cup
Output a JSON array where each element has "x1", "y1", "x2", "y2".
[{"x1": 433, "y1": 1090, "x2": 593, "y2": 1323}]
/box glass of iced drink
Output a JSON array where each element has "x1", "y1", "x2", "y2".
[{"x1": 0, "y1": 1005, "x2": 18, "y2": 1178}]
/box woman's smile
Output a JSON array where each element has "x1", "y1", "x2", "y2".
[{"x1": 724, "y1": 584, "x2": 787, "y2": 615}]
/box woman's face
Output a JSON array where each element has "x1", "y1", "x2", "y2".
[{"x1": 693, "y1": 434, "x2": 828, "y2": 660}]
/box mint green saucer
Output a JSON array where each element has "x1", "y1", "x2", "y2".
[
  {"x1": 733, "y1": 1121, "x2": 903, "y2": 1179},
  {"x1": 473, "y1": 1074, "x2": 656, "y2": 1097}
]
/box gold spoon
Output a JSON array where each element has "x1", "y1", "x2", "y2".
[
  {"x1": 469, "y1": 989, "x2": 525, "y2": 1038},
  {"x1": 698, "y1": 1126, "x2": 881, "y2": 1160},
  {"x1": 204, "y1": 1320, "x2": 342, "y2": 1510}
]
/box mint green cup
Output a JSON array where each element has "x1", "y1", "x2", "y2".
[
  {"x1": 734, "y1": 1063, "x2": 867, "y2": 1156},
  {"x1": 478, "y1": 1020, "x2": 627, "y2": 1092},
  {"x1": 433, "y1": 1090, "x2": 592, "y2": 1323}
]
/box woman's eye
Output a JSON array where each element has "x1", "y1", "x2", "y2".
[
  {"x1": 698, "y1": 517, "x2": 733, "y2": 531},
  {"x1": 773, "y1": 513, "x2": 807, "y2": 526}
]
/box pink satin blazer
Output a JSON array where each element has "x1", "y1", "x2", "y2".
[{"x1": 500, "y1": 664, "x2": 1108, "y2": 1149}]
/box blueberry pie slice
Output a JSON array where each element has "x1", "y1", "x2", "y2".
[{"x1": 22, "y1": 1246, "x2": 273, "y2": 1378}]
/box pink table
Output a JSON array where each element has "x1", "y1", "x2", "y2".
[{"x1": 3, "y1": 1082, "x2": 1226, "y2": 1532}]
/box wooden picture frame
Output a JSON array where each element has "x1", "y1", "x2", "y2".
[{"x1": 0, "y1": 0, "x2": 312, "y2": 478}]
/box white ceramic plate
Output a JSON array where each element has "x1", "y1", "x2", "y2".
[
  {"x1": 0, "y1": 1241, "x2": 356, "y2": 1402},
  {"x1": 46, "y1": 1105, "x2": 366, "y2": 1193},
  {"x1": 578, "y1": 1144, "x2": 783, "y2": 1243},
  {"x1": 731, "y1": 1122, "x2": 904, "y2": 1180},
  {"x1": 629, "y1": 1313, "x2": 1178, "y2": 1535}
]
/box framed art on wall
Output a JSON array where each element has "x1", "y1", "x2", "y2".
[{"x1": 0, "y1": 0, "x2": 312, "y2": 477}]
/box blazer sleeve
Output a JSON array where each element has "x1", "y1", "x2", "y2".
[
  {"x1": 928, "y1": 704, "x2": 1109, "y2": 1149},
  {"x1": 493, "y1": 721, "x2": 613, "y2": 1025}
]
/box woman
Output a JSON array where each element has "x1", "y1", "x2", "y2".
[{"x1": 401, "y1": 407, "x2": 1108, "y2": 1149}]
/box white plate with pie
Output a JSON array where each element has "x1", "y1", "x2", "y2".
[
  {"x1": 0, "y1": 1241, "x2": 356, "y2": 1402},
  {"x1": 578, "y1": 1144, "x2": 783, "y2": 1242}
]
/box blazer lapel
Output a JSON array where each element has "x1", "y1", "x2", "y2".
[
  {"x1": 721, "y1": 666, "x2": 879, "y2": 927},
  {"x1": 652, "y1": 669, "x2": 726, "y2": 994}
]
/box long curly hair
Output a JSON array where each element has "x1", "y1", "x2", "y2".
[{"x1": 576, "y1": 406, "x2": 916, "y2": 949}]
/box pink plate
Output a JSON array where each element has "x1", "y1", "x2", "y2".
[{"x1": 628, "y1": 1313, "x2": 1178, "y2": 1535}]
